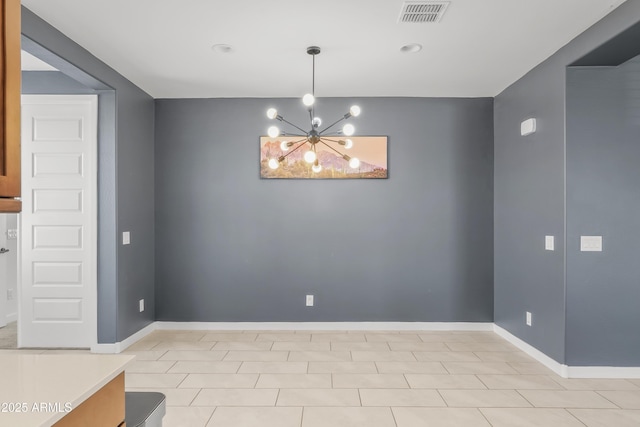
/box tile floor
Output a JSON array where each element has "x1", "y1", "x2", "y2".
[
  {"x1": 0, "y1": 321, "x2": 17, "y2": 349},
  {"x1": 111, "y1": 329, "x2": 640, "y2": 427}
]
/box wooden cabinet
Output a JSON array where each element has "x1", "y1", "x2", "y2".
[{"x1": 0, "y1": 0, "x2": 21, "y2": 213}]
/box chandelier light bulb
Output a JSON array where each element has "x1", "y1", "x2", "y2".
[
  {"x1": 312, "y1": 117, "x2": 322, "y2": 127},
  {"x1": 344, "y1": 139, "x2": 353, "y2": 149},
  {"x1": 349, "y1": 105, "x2": 361, "y2": 117},
  {"x1": 342, "y1": 123, "x2": 355, "y2": 136},
  {"x1": 302, "y1": 93, "x2": 315, "y2": 107},
  {"x1": 268, "y1": 158, "x2": 280, "y2": 169},
  {"x1": 266, "y1": 108, "x2": 278, "y2": 119},
  {"x1": 312, "y1": 163, "x2": 322, "y2": 173},
  {"x1": 267, "y1": 126, "x2": 280, "y2": 138},
  {"x1": 280, "y1": 140, "x2": 290, "y2": 151},
  {"x1": 303, "y1": 150, "x2": 317, "y2": 164},
  {"x1": 349, "y1": 157, "x2": 360, "y2": 169}
]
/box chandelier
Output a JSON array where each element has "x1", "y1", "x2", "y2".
[{"x1": 265, "y1": 46, "x2": 361, "y2": 174}]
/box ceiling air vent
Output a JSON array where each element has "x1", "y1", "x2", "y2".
[{"x1": 398, "y1": 1, "x2": 450, "y2": 23}]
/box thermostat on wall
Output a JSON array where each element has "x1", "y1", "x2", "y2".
[{"x1": 521, "y1": 118, "x2": 537, "y2": 136}]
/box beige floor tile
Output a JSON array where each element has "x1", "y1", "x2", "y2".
[
  {"x1": 360, "y1": 389, "x2": 446, "y2": 406},
  {"x1": 126, "y1": 360, "x2": 176, "y2": 373},
  {"x1": 474, "y1": 351, "x2": 535, "y2": 362},
  {"x1": 312, "y1": 333, "x2": 366, "y2": 342},
  {"x1": 192, "y1": 388, "x2": 278, "y2": 406},
  {"x1": 443, "y1": 361, "x2": 518, "y2": 374},
  {"x1": 439, "y1": 389, "x2": 532, "y2": 407},
  {"x1": 519, "y1": 390, "x2": 618, "y2": 408},
  {"x1": 200, "y1": 333, "x2": 258, "y2": 342},
  {"x1": 159, "y1": 350, "x2": 227, "y2": 361},
  {"x1": 469, "y1": 333, "x2": 509, "y2": 343},
  {"x1": 389, "y1": 342, "x2": 450, "y2": 352},
  {"x1": 168, "y1": 361, "x2": 241, "y2": 374},
  {"x1": 125, "y1": 387, "x2": 199, "y2": 406},
  {"x1": 288, "y1": 351, "x2": 352, "y2": 362},
  {"x1": 477, "y1": 374, "x2": 564, "y2": 390},
  {"x1": 392, "y1": 407, "x2": 491, "y2": 427},
  {"x1": 163, "y1": 406, "x2": 214, "y2": 427},
  {"x1": 352, "y1": 351, "x2": 416, "y2": 362},
  {"x1": 238, "y1": 361, "x2": 308, "y2": 373},
  {"x1": 122, "y1": 350, "x2": 168, "y2": 361},
  {"x1": 271, "y1": 342, "x2": 330, "y2": 351},
  {"x1": 509, "y1": 362, "x2": 557, "y2": 375},
  {"x1": 418, "y1": 334, "x2": 474, "y2": 343},
  {"x1": 302, "y1": 407, "x2": 396, "y2": 427},
  {"x1": 179, "y1": 373, "x2": 258, "y2": 388},
  {"x1": 332, "y1": 373, "x2": 409, "y2": 388},
  {"x1": 257, "y1": 333, "x2": 311, "y2": 341},
  {"x1": 366, "y1": 333, "x2": 422, "y2": 342},
  {"x1": 597, "y1": 390, "x2": 640, "y2": 409},
  {"x1": 152, "y1": 341, "x2": 216, "y2": 351},
  {"x1": 255, "y1": 373, "x2": 331, "y2": 388},
  {"x1": 405, "y1": 374, "x2": 486, "y2": 389},
  {"x1": 207, "y1": 407, "x2": 302, "y2": 427},
  {"x1": 330, "y1": 342, "x2": 390, "y2": 351},
  {"x1": 144, "y1": 332, "x2": 206, "y2": 342},
  {"x1": 125, "y1": 373, "x2": 187, "y2": 388},
  {"x1": 277, "y1": 388, "x2": 361, "y2": 406},
  {"x1": 223, "y1": 351, "x2": 289, "y2": 361},
  {"x1": 376, "y1": 362, "x2": 447, "y2": 374},
  {"x1": 446, "y1": 342, "x2": 518, "y2": 352},
  {"x1": 308, "y1": 361, "x2": 377, "y2": 374},
  {"x1": 212, "y1": 341, "x2": 273, "y2": 351},
  {"x1": 569, "y1": 409, "x2": 640, "y2": 427},
  {"x1": 127, "y1": 340, "x2": 161, "y2": 351},
  {"x1": 552, "y1": 378, "x2": 640, "y2": 391},
  {"x1": 630, "y1": 379, "x2": 640, "y2": 388},
  {"x1": 414, "y1": 352, "x2": 481, "y2": 362},
  {"x1": 480, "y1": 408, "x2": 585, "y2": 427}
]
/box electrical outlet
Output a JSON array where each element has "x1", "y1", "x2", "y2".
[
  {"x1": 306, "y1": 295, "x2": 314, "y2": 307},
  {"x1": 545, "y1": 235, "x2": 554, "y2": 251},
  {"x1": 7, "y1": 289, "x2": 14, "y2": 300},
  {"x1": 123, "y1": 231, "x2": 131, "y2": 245},
  {"x1": 6, "y1": 229, "x2": 17, "y2": 240},
  {"x1": 526, "y1": 311, "x2": 532, "y2": 326},
  {"x1": 139, "y1": 299, "x2": 144, "y2": 312}
]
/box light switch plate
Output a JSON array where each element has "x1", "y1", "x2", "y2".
[
  {"x1": 306, "y1": 295, "x2": 314, "y2": 307},
  {"x1": 526, "y1": 311, "x2": 532, "y2": 326},
  {"x1": 545, "y1": 235, "x2": 554, "y2": 251},
  {"x1": 139, "y1": 299, "x2": 144, "y2": 312},
  {"x1": 123, "y1": 231, "x2": 131, "y2": 245},
  {"x1": 580, "y1": 235, "x2": 602, "y2": 252}
]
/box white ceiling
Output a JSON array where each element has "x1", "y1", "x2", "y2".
[{"x1": 21, "y1": 0, "x2": 627, "y2": 99}]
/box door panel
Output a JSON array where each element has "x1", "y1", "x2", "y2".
[{"x1": 19, "y1": 95, "x2": 97, "y2": 348}]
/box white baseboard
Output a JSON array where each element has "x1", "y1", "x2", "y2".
[
  {"x1": 493, "y1": 324, "x2": 569, "y2": 377},
  {"x1": 493, "y1": 325, "x2": 640, "y2": 379},
  {"x1": 6, "y1": 313, "x2": 17, "y2": 324},
  {"x1": 154, "y1": 321, "x2": 494, "y2": 331},
  {"x1": 91, "y1": 322, "x2": 156, "y2": 354},
  {"x1": 88, "y1": 320, "x2": 640, "y2": 378}
]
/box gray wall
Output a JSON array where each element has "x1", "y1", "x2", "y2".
[
  {"x1": 22, "y1": 7, "x2": 155, "y2": 343},
  {"x1": 566, "y1": 58, "x2": 640, "y2": 366},
  {"x1": 22, "y1": 71, "x2": 96, "y2": 94},
  {"x1": 494, "y1": 1, "x2": 640, "y2": 364},
  {"x1": 155, "y1": 97, "x2": 494, "y2": 322}
]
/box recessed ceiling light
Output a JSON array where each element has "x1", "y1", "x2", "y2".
[
  {"x1": 211, "y1": 44, "x2": 234, "y2": 53},
  {"x1": 400, "y1": 43, "x2": 422, "y2": 53}
]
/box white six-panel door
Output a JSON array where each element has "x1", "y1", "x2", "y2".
[{"x1": 19, "y1": 95, "x2": 97, "y2": 348}]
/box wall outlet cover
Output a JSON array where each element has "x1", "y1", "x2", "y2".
[
  {"x1": 306, "y1": 295, "x2": 314, "y2": 307},
  {"x1": 545, "y1": 235, "x2": 554, "y2": 251},
  {"x1": 139, "y1": 299, "x2": 144, "y2": 312},
  {"x1": 580, "y1": 235, "x2": 602, "y2": 252},
  {"x1": 526, "y1": 311, "x2": 532, "y2": 326},
  {"x1": 123, "y1": 231, "x2": 131, "y2": 245}
]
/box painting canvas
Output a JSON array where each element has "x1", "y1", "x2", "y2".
[{"x1": 260, "y1": 136, "x2": 388, "y2": 179}]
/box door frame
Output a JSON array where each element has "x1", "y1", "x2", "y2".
[{"x1": 18, "y1": 94, "x2": 98, "y2": 348}]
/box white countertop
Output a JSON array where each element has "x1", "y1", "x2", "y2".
[{"x1": 0, "y1": 353, "x2": 134, "y2": 427}]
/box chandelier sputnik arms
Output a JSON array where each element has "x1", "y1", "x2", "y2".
[{"x1": 265, "y1": 46, "x2": 361, "y2": 173}]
